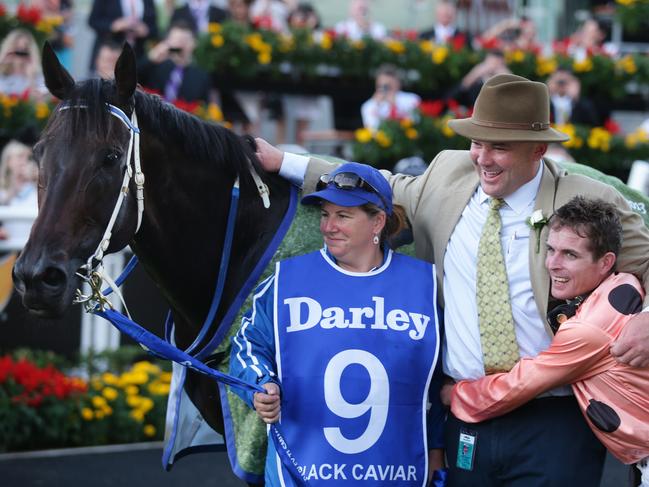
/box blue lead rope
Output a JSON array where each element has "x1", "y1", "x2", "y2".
[{"x1": 96, "y1": 308, "x2": 309, "y2": 486}]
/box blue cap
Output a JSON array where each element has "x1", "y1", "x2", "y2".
[{"x1": 301, "y1": 162, "x2": 393, "y2": 215}]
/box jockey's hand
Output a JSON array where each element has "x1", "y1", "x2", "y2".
[
  {"x1": 254, "y1": 137, "x2": 284, "y2": 173},
  {"x1": 253, "y1": 382, "x2": 281, "y2": 424},
  {"x1": 611, "y1": 312, "x2": 649, "y2": 368}
]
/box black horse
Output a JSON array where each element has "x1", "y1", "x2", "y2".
[{"x1": 12, "y1": 43, "x2": 292, "y2": 478}]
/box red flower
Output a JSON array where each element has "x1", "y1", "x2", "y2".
[
  {"x1": 405, "y1": 30, "x2": 418, "y2": 41},
  {"x1": 420, "y1": 99, "x2": 445, "y2": 118},
  {"x1": 0, "y1": 3, "x2": 7, "y2": 17},
  {"x1": 16, "y1": 3, "x2": 42, "y2": 25},
  {"x1": 604, "y1": 118, "x2": 620, "y2": 135},
  {"x1": 451, "y1": 33, "x2": 466, "y2": 51},
  {"x1": 392, "y1": 29, "x2": 403, "y2": 39},
  {"x1": 173, "y1": 98, "x2": 199, "y2": 113}
]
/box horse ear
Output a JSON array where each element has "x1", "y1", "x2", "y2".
[
  {"x1": 42, "y1": 41, "x2": 74, "y2": 100},
  {"x1": 114, "y1": 43, "x2": 137, "y2": 102}
]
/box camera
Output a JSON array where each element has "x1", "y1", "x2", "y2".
[{"x1": 168, "y1": 47, "x2": 182, "y2": 54}]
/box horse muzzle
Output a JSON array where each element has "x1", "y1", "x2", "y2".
[{"x1": 13, "y1": 252, "x2": 80, "y2": 318}]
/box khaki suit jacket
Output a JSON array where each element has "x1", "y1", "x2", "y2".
[{"x1": 304, "y1": 150, "x2": 649, "y2": 337}]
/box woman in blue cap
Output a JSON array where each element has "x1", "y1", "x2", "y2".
[{"x1": 230, "y1": 162, "x2": 445, "y2": 486}]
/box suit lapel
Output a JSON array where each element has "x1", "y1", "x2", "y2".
[{"x1": 530, "y1": 159, "x2": 560, "y2": 325}]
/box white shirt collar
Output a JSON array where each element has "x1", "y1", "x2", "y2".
[{"x1": 478, "y1": 161, "x2": 544, "y2": 215}]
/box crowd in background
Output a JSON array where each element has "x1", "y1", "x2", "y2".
[{"x1": 0, "y1": 0, "x2": 647, "y2": 240}]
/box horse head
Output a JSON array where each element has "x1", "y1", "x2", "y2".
[{"x1": 13, "y1": 43, "x2": 141, "y2": 317}]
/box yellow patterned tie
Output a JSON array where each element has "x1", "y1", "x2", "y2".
[{"x1": 476, "y1": 198, "x2": 520, "y2": 374}]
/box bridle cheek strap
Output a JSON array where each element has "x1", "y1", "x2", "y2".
[{"x1": 88, "y1": 105, "x2": 144, "y2": 270}]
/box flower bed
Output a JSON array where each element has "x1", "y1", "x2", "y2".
[
  {"x1": 0, "y1": 3, "x2": 63, "y2": 46},
  {"x1": 0, "y1": 353, "x2": 171, "y2": 452},
  {"x1": 195, "y1": 21, "x2": 649, "y2": 101}
]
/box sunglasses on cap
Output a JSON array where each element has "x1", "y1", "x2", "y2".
[{"x1": 316, "y1": 172, "x2": 389, "y2": 210}]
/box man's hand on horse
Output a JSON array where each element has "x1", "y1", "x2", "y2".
[
  {"x1": 253, "y1": 382, "x2": 281, "y2": 423},
  {"x1": 254, "y1": 137, "x2": 284, "y2": 173},
  {"x1": 611, "y1": 312, "x2": 649, "y2": 368}
]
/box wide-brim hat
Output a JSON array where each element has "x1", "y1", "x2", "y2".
[
  {"x1": 448, "y1": 73, "x2": 569, "y2": 143},
  {"x1": 301, "y1": 162, "x2": 393, "y2": 215}
]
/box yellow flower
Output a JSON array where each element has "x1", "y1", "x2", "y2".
[
  {"x1": 384, "y1": 39, "x2": 405, "y2": 54},
  {"x1": 139, "y1": 397, "x2": 155, "y2": 414},
  {"x1": 102, "y1": 387, "x2": 119, "y2": 401},
  {"x1": 102, "y1": 372, "x2": 119, "y2": 385},
  {"x1": 101, "y1": 405, "x2": 113, "y2": 416},
  {"x1": 130, "y1": 409, "x2": 145, "y2": 422},
  {"x1": 207, "y1": 103, "x2": 223, "y2": 122},
  {"x1": 159, "y1": 371, "x2": 172, "y2": 383},
  {"x1": 355, "y1": 127, "x2": 373, "y2": 143},
  {"x1": 616, "y1": 0, "x2": 635, "y2": 5},
  {"x1": 127, "y1": 395, "x2": 142, "y2": 408},
  {"x1": 320, "y1": 32, "x2": 333, "y2": 50},
  {"x1": 506, "y1": 49, "x2": 525, "y2": 63},
  {"x1": 91, "y1": 395, "x2": 108, "y2": 408},
  {"x1": 616, "y1": 55, "x2": 637, "y2": 74},
  {"x1": 587, "y1": 127, "x2": 612, "y2": 152},
  {"x1": 121, "y1": 370, "x2": 148, "y2": 385},
  {"x1": 279, "y1": 34, "x2": 294, "y2": 52},
  {"x1": 81, "y1": 407, "x2": 94, "y2": 421},
  {"x1": 405, "y1": 128, "x2": 418, "y2": 139},
  {"x1": 148, "y1": 382, "x2": 171, "y2": 395},
  {"x1": 400, "y1": 118, "x2": 413, "y2": 129},
  {"x1": 207, "y1": 22, "x2": 222, "y2": 34},
  {"x1": 211, "y1": 34, "x2": 224, "y2": 48},
  {"x1": 91, "y1": 379, "x2": 103, "y2": 391},
  {"x1": 431, "y1": 46, "x2": 449, "y2": 64},
  {"x1": 245, "y1": 33, "x2": 264, "y2": 50},
  {"x1": 35, "y1": 102, "x2": 50, "y2": 119},
  {"x1": 441, "y1": 121, "x2": 455, "y2": 138},
  {"x1": 419, "y1": 40, "x2": 434, "y2": 53},
  {"x1": 125, "y1": 385, "x2": 139, "y2": 396},
  {"x1": 95, "y1": 410, "x2": 105, "y2": 420},
  {"x1": 536, "y1": 56, "x2": 557, "y2": 76},
  {"x1": 143, "y1": 424, "x2": 156, "y2": 437},
  {"x1": 573, "y1": 57, "x2": 593, "y2": 72},
  {"x1": 258, "y1": 51, "x2": 272, "y2": 64},
  {"x1": 132, "y1": 361, "x2": 160, "y2": 374},
  {"x1": 374, "y1": 130, "x2": 392, "y2": 148},
  {"x1": 352, "y1": 40, "x2": 365, "y2": 50}
]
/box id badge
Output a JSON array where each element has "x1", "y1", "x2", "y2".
[{"x1": 456, "y1": 428, "x2": 477, "y2": 471}]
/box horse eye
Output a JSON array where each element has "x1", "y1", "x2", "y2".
[{"x1": 103, "y1": 151, "x2": 122, "y2": 165}]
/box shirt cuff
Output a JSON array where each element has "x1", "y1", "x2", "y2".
[{"x1": 279, "y1": 152, "x2": 309, "y2": 187}]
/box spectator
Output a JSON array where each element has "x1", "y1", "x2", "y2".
[
  {"x1": 448, "y1": 50, "x2": 510, "y2": 106},
  {"x1": 361, "y1": 64, "x2": 420, "y2": 130},
  {"x1": 283, "y1": 2, "x2": 325, "y2": 145},
  {"x1": 138, "y1": 21, "x2": 213, "y2": 104},
  {"x1": 227, "y1": 0, "x2": 254, "y2": 25},
  {"x1": 88, "y1": 0, "x2": 158, "y2": 73},
  {"x1": 547, "y1": 68, "x2": 601, "y2": 126},
  {"x1": 558, "y1": 17, "x2": 617, "y2": 60},
  {"x1": 0, "y1": 29, "x2": 46, "y2": 99},
  {"x1": 0, "y1": 140, "x2": 38, "y2": 242},
  {"x1": 250, "y1": 0, "x2": 290, "y2": 32},
  {"x1": 28, "y1": 0, "x2": 75, "y2": 70},
  {"x1": 334, "y1": 0, "x2": 387, "y2": 41},
  {"x1": 419, "y1": 0, "x2": 471, "y2": 49},
  {"x1": 92, "y1": 40, "x2": 122, "y2": 79},
  {"x1": 479, "y1": 16, "x2": 541, "y2": 53},
  {"x1": 170, "y1": 0, "x2": 229, "y2": 35}
]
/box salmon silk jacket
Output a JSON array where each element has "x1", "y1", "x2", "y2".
[{"x1": 451, "y1": 272, "x2": 649, "y2": 464}]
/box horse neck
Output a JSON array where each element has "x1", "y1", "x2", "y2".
[{"x1": 131, "y1": 121, "x2": 240, "y2": 347}]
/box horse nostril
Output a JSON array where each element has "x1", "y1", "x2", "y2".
[{"x1": 40, "y1": 266, "x2": 67, "y2": 289}]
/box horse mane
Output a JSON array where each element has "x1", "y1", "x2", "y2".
[{"x1": 42, "y1": 78, "x2": 256, "y2": 176}]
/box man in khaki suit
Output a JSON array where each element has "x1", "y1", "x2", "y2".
[{"x1": 255, "y1": 74, "x2": 649, "y2": 485}]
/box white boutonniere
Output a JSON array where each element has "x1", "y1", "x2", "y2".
[{"x1": 526, "y1": 209, "x2": 549, "y2": 253}]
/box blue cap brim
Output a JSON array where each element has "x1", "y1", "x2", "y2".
[{"x1": 301, "y1": 187, "x2": 384, "y2": 210}]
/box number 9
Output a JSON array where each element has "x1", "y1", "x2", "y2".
[{"x1": 323, "y1": 349, "x2": 389, "y2": 454}]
